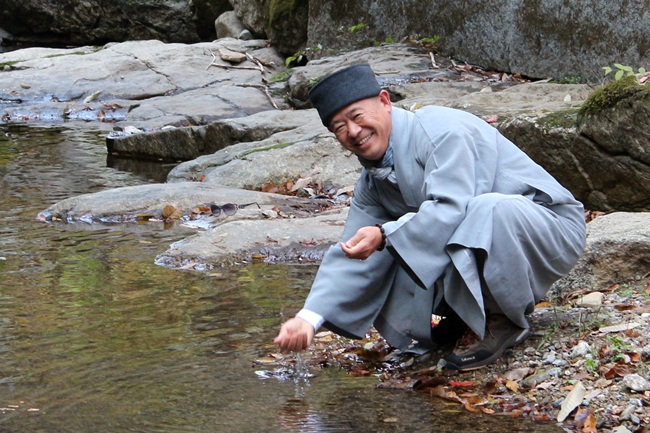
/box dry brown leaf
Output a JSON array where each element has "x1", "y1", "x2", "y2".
[
  {"x1": 162, "y1": 204, "x2": 176, "y2": 219},
  {"x1": 191, "y1": 205, "x2": 211, "y2": 215},
  {"x1": 503, "y1": 367, "x2": 531, "y2": 381},
  {"x1": 599, "y1": 322, "x2": 641, "y2": 333},
  {"x1": 535, "y1": 301, "x2": 554, "y2": 309},
  {"x1": 557, "y1": 381, "x2": 585, "y2": 422},
  {"x1": 505, "y1": 380, "x2": 519, "y2": 393}
]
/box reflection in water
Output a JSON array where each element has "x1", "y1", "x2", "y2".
[{"x1": 0, "y1": 123, "x2": 563, "y2": 432}]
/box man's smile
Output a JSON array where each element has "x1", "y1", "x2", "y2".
[{"x1": 356, "y1": 133, "x2": 373, "y2": 146}]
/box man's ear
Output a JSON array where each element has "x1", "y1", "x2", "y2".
[{"x1": 378, "y1": 90, "x2": 392, "y2": 110}]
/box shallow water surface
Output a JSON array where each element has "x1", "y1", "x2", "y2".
[{"x1": 0, "y1": 123, "x2": 563, "y2": 432}]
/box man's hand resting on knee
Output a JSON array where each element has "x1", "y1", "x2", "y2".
[{"x1": 274, "y1": 317, "x2": 315, "y2": 353}]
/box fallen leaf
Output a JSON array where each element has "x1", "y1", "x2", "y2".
[
  {"x1": 503, "y1": 367, "x2": 531, "y2": 381},
  {"x1": 580, "y1": 409, "x2": 598, "y2": 433},
  {"x1": 505, "y1": 380, "x2": 519, "y2": 393},
  {"x1": 599, "y1": 322, "x2": 640, "y2": 333},
  {"x1": 83, "y1": 90, "x2": 102, "y2": 103},
  {"x1": 535, "y1": 301, "x2": 554, "y2": 309},
  {"x1": 191, "y1": 205, "x2": 211, "y2": 215},
  {"x1": 449, "y1": 380, "x2": 476, "y2": 388},
  {"x1": 603, "y1": 362, "x2": 631, "y2": 379},
  {"x1": 136, "y1": 213, "x2": 154, "y2": 221},
  {"x1": 162, "y1": 204, "x2": 176, "y2": 219},
  {"x1": 536, "y1": 381, "x2": 555, "y2": 390},
  {"x1": 557, "y1": 381, "x2": 585, "y2": 422}
]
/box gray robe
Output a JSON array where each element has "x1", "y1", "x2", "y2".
[{"x1": 303, "y1": 106, "x2": 586, "y2": 350}]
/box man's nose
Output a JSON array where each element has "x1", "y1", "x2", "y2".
[{"x1": 347, "y1": 121, "x2": 362, "y2": 136}]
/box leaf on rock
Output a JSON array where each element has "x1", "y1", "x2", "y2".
[
  {"x1": 192, "y1": 205, "x2": 211, "y2": 215},
  {"x1": 162, "y1": 204, "x2": 176, "y2": 220},
  {"x1": 136, "y1": 213, "x2": 154, "y2": 221}
]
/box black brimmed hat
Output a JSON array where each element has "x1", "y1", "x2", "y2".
[{"x1": 308, "y1": 63, "x2": 381, "y2": 126}]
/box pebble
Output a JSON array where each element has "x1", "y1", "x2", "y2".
[
  {"x1": 542, "y1": 351, "x2": 557, "y2": 364},
  {"x1": 622, "y1": 373, "x2": 650, "y2": 392},
  {"x1": 569, "y1": 340, "x2": 591, "y2": 358},
  {"x1": 576, "y1": 291, "x2": 604, "y2": 307}
]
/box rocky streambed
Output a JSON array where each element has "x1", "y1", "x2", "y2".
[{"x1": 2, "y1": 38, "x2": 649, "y2": 432}]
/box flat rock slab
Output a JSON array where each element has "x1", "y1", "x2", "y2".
[{"x1": 1, "y1": 39, "x2": 288, "y2": 126}]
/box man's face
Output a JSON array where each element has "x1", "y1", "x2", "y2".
[{"x1": 328, "y1": 90, "x2": 392, "y2": 161}]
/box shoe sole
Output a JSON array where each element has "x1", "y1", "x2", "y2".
[{"x1": 445, "y1": 328, "x2": 531, "y2": 371}]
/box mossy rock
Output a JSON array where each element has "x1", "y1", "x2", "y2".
[
  {"x1": 539, "y1": 109, "x2": 579, "y2": 129},
  {"x1": 578, "y1": 75, "x2": 647, "y2": 120}
]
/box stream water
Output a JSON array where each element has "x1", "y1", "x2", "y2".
[{"x1": 0, "y1": 122, "x2": 564, "y2": 432}]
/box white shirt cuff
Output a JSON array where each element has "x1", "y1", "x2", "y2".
[{"x1": 296, "y1": 309, "x2": 325, "y2": 331}]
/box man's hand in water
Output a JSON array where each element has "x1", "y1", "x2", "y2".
[{"x1": 274, "y1": 317, "x2": 315, "y2": 353}]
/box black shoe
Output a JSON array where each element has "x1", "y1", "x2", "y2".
[{"x1": 444, "y1": 314, "x2": 530, "y2": 371}]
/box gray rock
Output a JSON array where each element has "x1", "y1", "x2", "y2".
[
  {"x1": 0, "y1": 0, "x2": 202, "y2": 46},
  {"x1": 0, "y1": 39, "x2": 287, "y2": 128},
  {"x1": 623, "y1": 374, "x2": 650, "y2": 392},
  {"x1": 569, "y1": 341, "x2": 591, "y2": 358},
  {"x1": 551, "y1": 212, "x2": 650, "y2": 298},
  {"x1": 215, "y1": 11, "x2": 248, "y2": 39},
  {"x1": 307, "y1": 0, "x2": 649, "y2": 80}
]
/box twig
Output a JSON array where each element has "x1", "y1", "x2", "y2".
[
  {"x1": 233, "y1": 83, "x2": 279, "y2": 109},
  {"x1": 429, "y1": 52, "x2": 439, "y2": 69},
  {"x1": 245, "y1": 52, "x2": 266, "y2": 74}
]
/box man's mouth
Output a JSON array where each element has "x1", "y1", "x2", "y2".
[{"x1": 356, "y1": 133, "x2": 372, "y2": 147}]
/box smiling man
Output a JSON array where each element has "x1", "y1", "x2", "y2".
[{"x1": 274, "y1": 63, "x2": 586, "y2": 371}]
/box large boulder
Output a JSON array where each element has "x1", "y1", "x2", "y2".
[
  {"x1": 550, "y1": 212, "x2": 650, "y2": 298},
  {"x1": 229, "y1": 0, "x2": 309, "y2": 55},
  {"x1": 0, "y1": 0, "x2": 228, "y2": 46},
  {"x1": 501, "y1": 76, "x2": 650, "y2": 211},
  {"x1": 307, "y1": 0, "x2": 650, "y2": 80}
]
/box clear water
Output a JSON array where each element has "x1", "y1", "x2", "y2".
[{"x1": 0, "y1": 123, "x2": 562, "y2": 432}]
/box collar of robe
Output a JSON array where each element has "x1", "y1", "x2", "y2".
[{"x1": 358, "y1": 144, "x2": 396, "y2": 183}]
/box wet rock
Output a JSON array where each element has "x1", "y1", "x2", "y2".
[{"x1": 0, "y1": 39, "x2": 287, "y2": 128}]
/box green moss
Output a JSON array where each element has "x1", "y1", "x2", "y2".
[
  {"x1": 45, "y1": 48, "x2": 101, "y2": 59},
  {"x1": 0, "y1": 61, "x2": 19, "y2": 71},
  {"x1": 269, "y1": 69, "x2": 293, "y2": 83},
  {"x1": 578, "y1": 75, "x2": 645, "y2": 118},
  {"x1": 539, "y1": 109, "x2": 579, "y2": 129},
  {"x1": 269, "y1": 0, "x2": 301, "y2": 26}
]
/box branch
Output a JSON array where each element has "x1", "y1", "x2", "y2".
[{"x1": 233, "y1": 83, "x2": 279, "y2": 109}]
